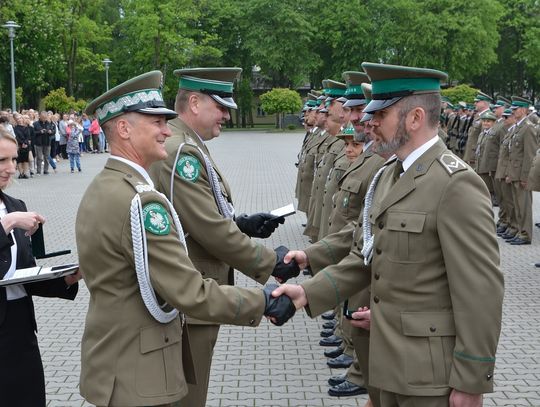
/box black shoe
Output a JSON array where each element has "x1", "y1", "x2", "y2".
[
  {"x1": 324, "y1": 346, "x2": 344, "y2": 358},
  {"x1": 535, "y1": 223, "x2": 540, "y2": 228},
  {"x1": 502, "y1": 233, "x2": 516, "y2": 240},
  {"x1": 321, "y1": 311, "x2": 336, "y2": 320},
  {"x1": 510, "y1": 238, "x2": 531, "y2": 245},
  {"x1": 496, "y1": 225, "x2": 507, "y2": 234},
  {"x1": 328, "y1": 374, "x2": 347, "y2": 386},
  {"x1": 322, "y1": 320, "x2": 337, "y2": 330},
  {"x1": 320, "y1": 328, "x2": 334, "y2": 338},
  {"x1": 328, "y1": 380, "x2": 368, "y2": 397},
  {"x1": 301, "y1": 223, "x2": 306, "y2": 227},
  {"x1": 535, "y1": 263, "x2": 540, "y2": 268},
  {"x1": 327, "y1": 353, "x2": 353, "y2": 369},
  {"x1": 320, "y1": 335, "x2": 342, "y2": 347},
  {"x1": 43, "y1": 171, "x2": 49, "y2": 175}
]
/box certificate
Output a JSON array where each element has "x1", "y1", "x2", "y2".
[{"x1": 0, "y1": 263, "x2": 79, "y2": 287}]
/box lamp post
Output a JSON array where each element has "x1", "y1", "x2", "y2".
[
  {"x1": 2, "y1": 20, "x2": 20, "y2": 112},
  {"x1": 102, "y1": 58, "x2": 112, "y2": 91}
]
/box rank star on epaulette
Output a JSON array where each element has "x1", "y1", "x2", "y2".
[{"x1": 439, "y1": 153, "x2": 467, "y2": 175}]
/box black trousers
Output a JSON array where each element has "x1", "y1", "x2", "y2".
[{"x1": 0, "y1": 297, "x2": 46, "y2": 406}]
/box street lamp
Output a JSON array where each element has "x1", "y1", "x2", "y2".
[
  {"x1": 102, "y1": 58, "x2": 112, "y2": 91},
  {"x1": 2, "y1": 20, "x2": 20, "y2": 112}
]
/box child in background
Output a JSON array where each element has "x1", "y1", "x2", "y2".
[{"x1": 66, "y1": 120, "x2": 82, "y2": 173}]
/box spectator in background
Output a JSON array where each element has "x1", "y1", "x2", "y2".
[
  {"x1": 89, "y1": 116, "x2": 101, "y2": 153},
  {"x1": 66, "y1": 120, "x2": 82, "y2": 173},
  {"x1": 32, "y1": 111, "x2": 55, "y2": 175},
  {"x1": 58, "y1": 113, "x2": 69, "y2": 159},
  {"x1": 13, "y1": 114, "x2": 32, "y2": 179},
  {"x1": 0, "y1": 112, "x2": 15, "y2": 137},
  {"x1": 81, "y1": 113, "x2": 91, "y2": 152}
]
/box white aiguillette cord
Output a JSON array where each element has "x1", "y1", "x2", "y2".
[{"x1": 130, "y1": 186, "x2": 186, "y2": 324}]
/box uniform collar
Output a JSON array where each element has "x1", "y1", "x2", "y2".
[
  {"x1": 110, "y1": 155, "x2": 154, "y2": 187},
  {"x1": 402, "y1": 136, "x2": 439, "y2": 174}
]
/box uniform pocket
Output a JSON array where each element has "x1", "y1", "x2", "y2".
[
  {"x1": 341, "y1": 180, "x2": 363, "y2": 215},
  {"x1": 385, "y1": 211, "x2": 427, "y2": 263},
  {"x1": 136, "y1": 320, "x2": 183, "y2": 396},
  {"x1": 401, "y1": 311, "x2": 456, "y2": 387}
]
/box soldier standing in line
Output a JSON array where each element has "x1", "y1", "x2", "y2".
[
  {"x1": 463, "y1": 92, "x2": 492, "y2": 167},
  {"x1": 475, "y1": 111, "x2": 498, "y2": 196}
]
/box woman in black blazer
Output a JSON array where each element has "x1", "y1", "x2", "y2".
[{"x1": 0, "y1": 128, "x2": 80, "y2": 406}]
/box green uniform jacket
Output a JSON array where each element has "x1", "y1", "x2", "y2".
[
  {"x1": 295, "y1": 129, "x2": 314, "y2": 199},
  {"x1": 327, "y1": 146, "x2": 385, "y2": 235},
  {"x1": 495, "y1": 124, "x2": 512, "y2": 180},
  {"x1": 463, "y1": 113, "x2": 482, "y2": 163},
  {"x1": 318, "y1": 152, "x2": 349, "y2": 238},
  {"x1": 528, "y1": 149, "x2": 540, "y2": 191},
  {"x1": 507, "y1": 118, "x2": 538, "y2": 182},
  {"x1": 297, "y1": 128, "x2": 325, "y2": 212},
  {"x1": 77, "y1": 159, "x2": 265, "y2": 406},
  {"x1": 302, "y1": 140, "x2": 504, "y2": 396},
  {"x1": 149, "y1": 118, "x2": 275, "y2": 324},
  {"x1": 475, "y1": 126, "x2": 499, "y2": 174}
]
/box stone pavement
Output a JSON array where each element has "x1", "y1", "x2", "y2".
[{"x1": 7, "y1": 131, "x2": 540, "y2": 407}]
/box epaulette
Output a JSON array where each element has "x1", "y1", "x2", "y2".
[
  {"x1": 124, "y1": 174, "x2": 154, "y2": 193},
  {"x1": 438, "y1": 152, "x2": 468, "y2": 175},
  {"x1": 185, "y1": 136, "x2": 198, "y2": 146}
]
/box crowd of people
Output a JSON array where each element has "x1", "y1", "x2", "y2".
[{"x1": 0, "y1": 109, "x2": 108, "y2": 177}]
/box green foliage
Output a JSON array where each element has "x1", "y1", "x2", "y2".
[
  {"x1": 42, "y1": 88, "x2": 86, "y2": 113},
  {"x1": 441, "y1": 84, "x2": 479, "y2": 104},
  {"x1": 287, "y1": 124, "x2": 297, "y2": 130},
  {"x1": 15, "y1": 87, "x2": 23, "y2": 108},
  {"x1": 260, "y1": 88, "x2": 302, "y2": 115}
]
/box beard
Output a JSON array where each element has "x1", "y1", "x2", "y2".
[
  {"x1": 354, "y1": 130, "x2": 367, "y2": 143},
  {"x1": 373, "y1": 114, "x2": 410, "y2": 155}
]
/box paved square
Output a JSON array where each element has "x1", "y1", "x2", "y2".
[{"x1": 7, "y1": 131, "x2": 540, "y2": 406}]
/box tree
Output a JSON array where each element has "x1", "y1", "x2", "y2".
[
  {"x1": 260, "y1": 88, "x2": 302, "y2": 128},
  {"x1": 441, "y1": 84, "x2": 479, "y2": 104},
  {"x1": 42, "y1": 88, "x2": 86, "y2": 113}
]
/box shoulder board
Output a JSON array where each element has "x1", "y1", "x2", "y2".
[
  {"x1": 185, "y1": 136, "x2": 198, "y2": 146},
  {"x1": 438, "y1": 153, "x2": 468, "y2": 175},
  {"x1": 123, "y1": 174, "x2": 155, "y2": 193}
]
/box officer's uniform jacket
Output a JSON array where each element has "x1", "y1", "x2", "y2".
[
  {"x1": 304, "y1": 136, "x2": 344, "y2": 238},
  {"x1": 301, "y1": 139, "x2": 503, "y2": 397},
  {"x1": 463, "y1": 112, "x2": 483, "y2": 163},
  {"x1": 295, "y1": 127, "x2": 315, "y2": 199},
  {"x1": 527, "y1": 149, "x2": 540, "y2": 191},
  {"x1": 77, "y1": 159, "x2": 265, "y2": 406},
  {"x1": 327, "y1": 146, "x2": 385, "y2": 235},
  {"x1": 318, "y1": 151, "x2": 349, "y2": 238},
  {"x1": 476, "y1": 126, "x2": 500, "y2": 174},
  {"x1": 297, "y1": 127, "x2": 325, "y2": 212},
  {"x1": 507, "y1": 118, "x2": 538, "y2": 182},
  {"x1": 149, "y1": 118, "x2": 275, "y2": 324},
  {"x1": 495, "y1": 124, "x2": 513, "y2": 180}
]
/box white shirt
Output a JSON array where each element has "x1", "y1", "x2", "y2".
[
  {"x1": 0, "y1": 203, "x2": 27, "y2": 300},
  {"x1": 364, "y1": 140, "x2": 373, "y2": 152},
  {"x1": 402, "y1": 136, "x2": 439, "y2": 174},
  {"x1": 516, "y1": 116, "x2": 527, "y2": 127},
  {"x1": 110, "y1": 156, "x2": 154, "y2": 187}
]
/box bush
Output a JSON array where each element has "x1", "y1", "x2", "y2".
[
  {"x1": 42, "y1": 88, "x2": 87, "y2": 114},
  {"x1": 287, "y1": 124, "x2": 297, "y2": 130},
  {"x1": 441, "y1": 84, "x2": 479, "y2": 104},
  {"x1": 260, "y1": 88, "x2": 302, "y2": 128}
]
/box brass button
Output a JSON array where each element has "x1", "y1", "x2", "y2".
[
  {"x1": 374, "y1": 273, "x2": 380, "y2": 280},
  {"x1": 401, "y1": 222, "x2": 406, "y2": 227},
  {"x1": 429, "y1": 326, "x2": 436, "y2": 333},
  {"x1": 376, "y1": 248, "x2": 381, "y2": 255},
  {"x1": 164, "y1": 336, "x2": 169, "y2": 343},
  {"x1": 378, "y1": 222, "x2": 384, "y2": 229},
  {"x1": 249, "y1": 319, "x2": 255, "y2": 325},
  {"x1": 373, "y1": 296, "x2": 380, "y2": 303}
]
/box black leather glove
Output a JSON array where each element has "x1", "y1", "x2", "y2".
[
  {"x1": 263, "y1": 284, "x2": 296, "y2": 326},
  {"x1": 235, "y1": 213, "x2": 285, "y2": 238},
  {"x1": 272, "y1": 245, "x2": 300, "y2": 283}
]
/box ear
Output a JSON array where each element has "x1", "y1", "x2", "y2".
[
  {"x1": 188, "y1": 93, "x2": 201, "y2": 115},
  {"x1": 408, "y1": 107, "x2": 425, "y2": 131},
  {"x1": 115, "y1": 117, "x2": 131, "y2": 140}
]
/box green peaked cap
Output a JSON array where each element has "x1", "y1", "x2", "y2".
[
  {"x1": 85, "y1": 70, "x2": 177, "y2": 125},
  {"x1": 360, "y1": 83, "x2": 373, "y2": 123},
  {"x1": 342, "y1": 71, "x2": 369, "y2": 107},
  {"x1": 480, "y1": 111, "x2": 496, "y2": 121},
  {"x1": 174, "y1": 67, "x2": 242, "y2": 109},
  {"x1": 323, "y1": 79, "x2": 347, "y2": 98},
  {"x1": 474, "y1": 91, "x2": 493, "y2": 103},
  {"x1": 510, "y1": 96, "x2": 532, "y2": 109},
  {"x1": 493, "y1": 96, "x2": 511, "y2": 107},
  {"x1": 361, "y1": 62, "x2": 447, "y2": 114}
]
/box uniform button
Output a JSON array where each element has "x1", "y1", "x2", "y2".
[
  {"x1": 378, "y1": 222, "x2": 384, "y2": 229},
  {"x1": 486, "y1": 374, "x2": 492, "y2": 381},
  {"x1": 249, "y1": 319, "x2": 255, "y2": 325},
  {"x1": 374, "y1": 272, "x2": 380, "y2": 280},
  {"x1": 429, "y1": 326, "x2": 436, "y2": 333},
  {"x1": 376, "y1": 248, "x2": 381, "y2": 255},
  {"x1": 401, "y1": 222, "x2": 406, "y2": 227},
  {"x1": 333, "y1": 205, "x2": 336, "y2": 208},
  {"x1": 164, "y1": 336, "x2": 169, "y2": 343},
  {"x1": 358, "y1": 223, "x2": 362, "y2": 227},
  {"x1": 373, "y1": 296, "x2": 380, "y2": 303},
  {"x1": 201, "y1": 271, "x2": 206, "y2": 276}
]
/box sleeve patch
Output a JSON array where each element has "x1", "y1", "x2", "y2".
[
  {"x1": 438, "y1": 153, "x2": 468, "y2": 175},
  {"x1": 176, "y1": 155, "x2": 201, "y2": 182},
  {"x1": 143, "y1": 202, "x2": 171, "y2": 235}
]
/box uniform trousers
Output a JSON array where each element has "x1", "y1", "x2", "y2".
[
  {"x1": 352, "y1": 334, "x2": 381, "y2": 407},
  {"x1": 379, "y1": 391, "x2": 448, "y2": 407},
  {"x1": 512, "y1": 181, "x2": 533, "y2": 241},
  {"x1": 0, "y1": 297, "x2": 45, "y2": 407},
  {"x1": 492, "y1": 177, "x2": 505, "y2": 223},
  {"x1": 177, "y1": 324, "x2": 220, "y2": 407},
  {"x1": 499, "y1": 180, "x2": 517, "y2": 233},
  {"x1": 479, "y1": 173, "x2": 494, "y2": 194}
]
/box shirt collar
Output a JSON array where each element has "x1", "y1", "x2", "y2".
[
  {"x1": 110, "y1": 155, "x2": 154, "y2": 188},
  {"x1": 402, "y1": 136, "x2": 439, "y2": 174},
  {"x1": 517, "y1": 116, "x2": 527, "y2": 126},
  {"x1": 363, "y1": 140, "x2": 373, "y2": 152}
]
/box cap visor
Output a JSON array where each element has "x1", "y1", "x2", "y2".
[
  {"x1": 363, "y1": 97, "x2": 402, "y2": 114},
  {"x1": 137, "y1": 107, "x2": 178, "y2": 120},
  {"x1": 343, "y1": 99, "x2": 366, "y2": 108},
  {"x1": 360, "y1": 113, "x2": 373, "y2": 123},
  {"x1": 336, "y1": 96, "x2": 348, "y2": 103},
  {"x1": 211, "y1": 95, "x2": 237, "y2": 109}
]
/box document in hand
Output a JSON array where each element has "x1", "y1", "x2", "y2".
[
  {"x1": 0, "y1": 264, "x2": 79, "y2": 287},
  {"x1": 270, "y1": 203, "x2": 296, "y2": 218}
]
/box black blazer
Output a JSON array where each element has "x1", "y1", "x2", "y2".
[{"x1": 0, "y1": 191, "x2": 78, "y2": 330}]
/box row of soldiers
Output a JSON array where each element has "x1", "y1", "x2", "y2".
[
  {"x1": 442, "y1": 93, "x2": 540, "y2": 245},
  {"x1": 292, "y1": 65, "x2": 535, "y2": 404}
]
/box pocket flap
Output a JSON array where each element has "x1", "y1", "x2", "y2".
[
  {"x1": 401, "y1": 311, "x2": 456, "y2": 337},
  {"x1": 386, "y1": 211, "x2": 426, "y2": 233},
  {"x1": 342, "y1": 179, "x2": 362, "y2": 193},
  {"x1": 140, "y1": 321, "x2": 182, "y2": 354}
]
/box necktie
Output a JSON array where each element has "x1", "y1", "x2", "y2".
[{"x1": 393, "y1": 160, "x2": 403, "y2": 182}]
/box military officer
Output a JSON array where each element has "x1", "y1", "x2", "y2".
[
  {"x1": 463, "y1": 91, "x2": 492, "y2": 166},
  {"x1": 275, "y1": 62, "x2": 504, "y2": 407},
  {"x1": 528, "y1": 148, "x2": 540, "y2": 267},
  {"x1": 505, "y1": 96, "x2": 538, "y2": 245},
  {"x1": 147, "y1": 67, "x2": 297, "y2": 407},
  {"x1": 490, "y1": 97, "x2": 511, "y2": 211},
  {"x1": 77, "y1": 71, "x2": 295, "y2": 407},
  {"x1": 475, "y1": 110, "x2": 498, "y2": 195},
  {"x1": 304, "y1": 80, "x2": 347, "y2": 242}
]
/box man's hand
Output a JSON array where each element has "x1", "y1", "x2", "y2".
[
  {"x1": 349, "y1": 307, "x2": 371, "y2": 330},
  {"x1": 284, "y1": 250, "x2": 309, "y2": 270},
  {"x1": 520, "y1": 180, "x2": 528, "y2": 189},
  {"x1": 262, "y1": 284, "x2": 296, "y2": 326},
  {"x1": 272, "y1": 246, "x2": 300, "y2": 283},
  {"x1": 236, "y1": 213, "x2": 285, "y2": 238},
  {"x1": 449, "y1": 389, "x2": 482, "y2": 407},
  {"x1": 271, "y1": 284, "x2": 308, "y2": 310},
  {"x1": 64, "y1": 270, "x2": 82, "y2": 286}
]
